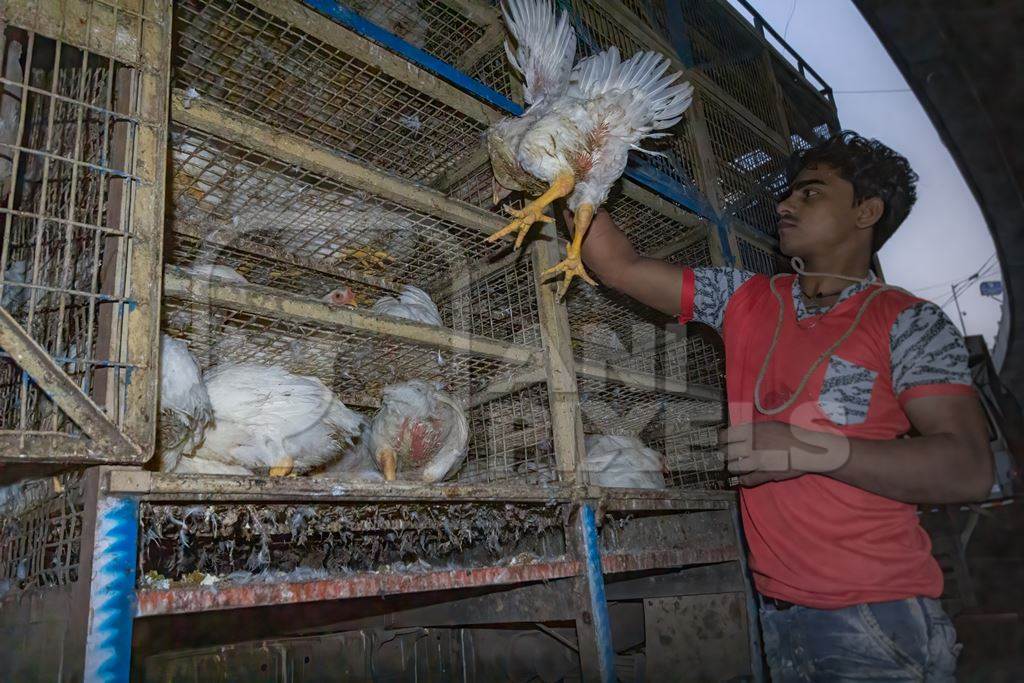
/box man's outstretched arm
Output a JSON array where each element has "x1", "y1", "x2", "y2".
[{"x1": 579, "y1": 208, "x2": 685, "y2": 317}]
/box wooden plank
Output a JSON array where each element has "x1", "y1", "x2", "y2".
[
  {"x1": 163, "y1": 268, "x2": 539, "y2": 366},
  {"x1": 170, "y1": 224, "x2": 402, "y2": 295},
  {"x1": 575, "y1": 359, "x2": 724, "y2": 403},
  {"x1": 104, "y1": 468, "x2": 573, "y2": 502},
  {"x1": 467, "y1": 366, "x2": 547, "y2": 407},
  {"x1": 530, "y1": 220, "x2": 586, "y2": 484},
  {"x1": 172, "y1": 97, "x2": 503, "y2": 240},
  {"x1": 0, "y1": 309, "x2": 140, "y2": 459},
  {"x1": 258, "y1": 0, "x2": 500, "y2": 124},
  {"x1": 115, "y1": 8, "x2": 172, "y2": 458}
]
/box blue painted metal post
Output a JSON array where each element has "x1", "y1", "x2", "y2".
[
  {"x1": 83, "y1": 496, "x2": 139, "y2": 683},
  {"x1": 579, "y1": 503, "x2": 616, "y2": 683}
]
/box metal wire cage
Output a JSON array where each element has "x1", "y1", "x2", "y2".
[
  {"x1": 673, "y1": 0, "x2": 787, "y2": 139},
  {"x1": 772, "y1": 56, "x2": 839, "y2": 151},
  {"x1": 342, "y1": 0, "x2": 519, "y2": 102},
  {"x1": 0, "y1": 1, "x2": 171, "y2": 462},
  {"x1": 700, "y1": 85, "x2": 789, "y2": 238}
]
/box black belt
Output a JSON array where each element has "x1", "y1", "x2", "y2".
[{"x1": 762, "y1": 596, "x2": 797, "y2": 611}]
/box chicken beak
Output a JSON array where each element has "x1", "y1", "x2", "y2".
[{"x1": 379, "y1": 448, "x2": 398, "y2": 481}]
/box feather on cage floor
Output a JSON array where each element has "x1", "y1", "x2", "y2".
[{"x1": 139, "y1": 501, "x2": 566, "y2": 584}]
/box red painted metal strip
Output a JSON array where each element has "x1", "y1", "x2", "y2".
[{"x1": 135, "y1": 559, "x2": 581, "y2": 617}]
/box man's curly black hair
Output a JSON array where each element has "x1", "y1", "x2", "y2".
[{"x1": 786, "y1": 131, "x2": 919, "y2": 252}]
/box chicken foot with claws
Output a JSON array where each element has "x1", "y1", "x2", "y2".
[
  {"x1": 486, "y1": 171, "x2": 575, "y2": 250},
  {"x1": 542, "y1": 203, "x2": 597, "y2": 300}
]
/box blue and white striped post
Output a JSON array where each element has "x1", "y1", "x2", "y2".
[{"x1": 83, "y1": 496, "x2": 139, "y2": 683}]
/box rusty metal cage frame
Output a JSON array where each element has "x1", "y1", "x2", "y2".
[{"x1": 0, "y1": 0, "x2": 172, "y2": 463}]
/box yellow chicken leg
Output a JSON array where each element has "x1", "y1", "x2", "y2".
[
  {"x1": 378, "y1": 447, "x2": 398, "y2": 482},
  {"x1": 269, "y1": 455, "x2": 294, "y2": 477},
  {"x1": 485, "y1": 171, "x2": 576, "y2": 250},
  {"x1": 542, "y1": 203, "x2": 598, "y2": 299}
]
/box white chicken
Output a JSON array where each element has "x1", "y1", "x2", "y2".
[
  {"x1": 194, "y1": 363, "x2": 364, "y2": 476},
  {"x1": 486, "y1": 0, "x2": 692, "y2": 296},
  {"x1": 583, "y1": 434, "x2": 666, "y2": 490},
  {"x1": 367, "y1": 380, "x2": 469, "y2": 482},
  {"x1": 371, "y1": 285, "x2": 442, "y2": 326},
  {"x1": 158, "y1": 335, "x2": 217, "y2": 473},
  {"x1": 318, "y1": 425, "x2": 385, "y2": 482}
]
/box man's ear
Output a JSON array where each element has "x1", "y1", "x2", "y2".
[{"x1": 855, "y1": 196, "x2": 884, "y2": 229}]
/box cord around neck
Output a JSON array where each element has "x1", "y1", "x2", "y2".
[{"x1": 752, "y1": 257, "x2": 894, "y2": 416}]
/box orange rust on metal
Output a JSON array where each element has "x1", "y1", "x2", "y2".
[{"x1": 135, "y1": 560, "x2": 581, "y2": 616}]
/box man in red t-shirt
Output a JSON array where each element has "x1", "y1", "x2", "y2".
[{"x1": 578, "y1": 131, "x2": 993, "y2": 680}]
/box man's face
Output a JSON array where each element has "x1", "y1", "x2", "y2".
[{"x1": 776, "y1": 163, "x2": 867, "y2": 259}]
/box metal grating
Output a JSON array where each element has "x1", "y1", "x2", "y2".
[
  {"x1": 661, "y1": 332, "x2": 725, "y2": 388},
  {"x1": 677, "y1": 0, "x2": 785, "y2": 136},
  {"x1": 640, "y1": 119, "x2": 707, "y2": 197},
  {"x1": 167, "y1": 229, "x2": 396, "y2": 306},
  {"x1": 773, "y1": 58, "x2": 837, "y2": 152},
  {"x1": 606, "y1": 188, "x2": 703, "y2": 257},
  {"x1": 737, "y1": 235, "x2": 781, "y2": 276},
  {"x1": 462, "y1": 383, "x2": 557, "y2": 485},
  {"x1": 0, "y1": 19, "x2": 163, "y2": 443},
  {"x1": 162, "y1": 292, "x2": 534, "y2": 410},
  {"x1": 172, "y1": 0, "x2": 489, "y2": 185},
  {"x1": 169, "y1": 124, "x2": 506, "y2": 288},
  {"x1": 702, "y1": 92, "x2": 788, "y2": 237},
  {"x1": 348, "y1": 0, "x2": 486, "y2": 59},
  {"x1": 0, "y1": 471, "x2": 85, "y2": 595},
  {"x1": 647, "y1": 424, "x2": 727, "y2": 490},
  {"x1": 567, "y1": 285, "x2": 670, "y2": 367},
  {"x1": 663, "y1": 236, "x2": 713, "y2": 267},
  {"x1": 437, "y1": 256, "x2": 542, "y2": 347},
  {"x1": 466, "y1": 44, "x2": 517, "y2": 101},
  {"x1": 561, "y1": 0, "x2": 651, "y2": 59},
  {"x1": 578, "y1": 372, "x2": 721, "y2": 445}
]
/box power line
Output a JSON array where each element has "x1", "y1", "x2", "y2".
[
  {"x1": 834, "y1": 88, "x2": 912, "y2": 94},
  {"x1": 782, "y1": 0, "x2": 798, "y2": 38}
]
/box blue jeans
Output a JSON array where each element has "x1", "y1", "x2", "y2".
[{"x1": 759, "y1": 597, "x2": 961, "y2": 681}]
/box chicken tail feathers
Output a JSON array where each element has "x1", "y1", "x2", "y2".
[
  {"x1": 501, "y1": 0, "x2": 576, "y2": 105},
  {"x1": 571, "y1": 48, "x2": 694, "y2": 134}
]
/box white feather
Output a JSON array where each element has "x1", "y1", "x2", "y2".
[
  {"x1": 583, "y1": 434, "x2": 666, "y2": 489},
  {"x1": 501, "y1": 0, "x2": 577, "y2": 105},
  {"x1": 371, "y1": 285, "x2": 442, "y2": 326},
  {"x1": 194, "y1": 363, "x2": 364, "y2": 474},
  {"x1": 158, "y1": 335, "x2": 213, "y2": 472},
  {"x1": 182, "y1": 263, "x2": 248, "y2": 284}
]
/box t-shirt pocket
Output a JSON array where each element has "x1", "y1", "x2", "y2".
[{"x1": 818, "y1": 355, "x2": 878, "y2": 426}]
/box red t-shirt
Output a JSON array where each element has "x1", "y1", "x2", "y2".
[{"x1": 679, "y1": 268, "x2": 976, "y2": 609}]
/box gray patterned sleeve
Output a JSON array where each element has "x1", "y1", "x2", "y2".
[
  {"x1": 890, "y1": 301, "x2": 972, "y2": 396},
  {"x1": 692, "y1": 267, "x2": 757, "y2": 331}
]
